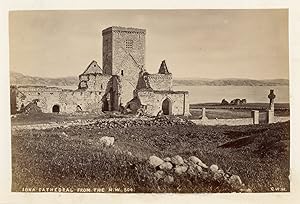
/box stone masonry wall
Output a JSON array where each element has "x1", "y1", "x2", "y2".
[
  {"x1": 83, "y1": 74, "x2": 111, "y2": 92},
  {"x1": 137, "y1": 90, "x2": 190, "y2": 116},
  {"x1": 15, "y1": 86, "x2": 104, "y2": 113},
  {"x1": 147, "y1": 74, "x2": 172, "y2": 91},
  {"x1": 102, "y1": 31, "x2": 113, "y2": 75},
  {"x1": 119, "y1": 76, "x2": 137, "y2": 107},
  {"x1": 111, "y1": 28, "x2": 145, "y2": 75},
  {"x1": 102, "y1": 27, "x2": 146, "y2": 110},
  {"x1": 16, "y1": 86, "x2": 61, "y2": 113},
  {"x1": 102, "y1": 27, "x2": 145, "y2": 76}
]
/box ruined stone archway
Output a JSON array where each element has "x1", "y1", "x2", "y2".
[
  {"x1": 162, "y1": 98, "x2": 172, "y2": 115},
  {"x1": 52, "y1": 104, "x2": 60, "y2": 113}
]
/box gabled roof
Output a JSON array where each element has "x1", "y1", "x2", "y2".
[
  {"x1": 158, "y1": 60, "x2": 170, "y2": 74},
  {"x1": 81, "y1": 60, "x2": 103, "y2": 75}
]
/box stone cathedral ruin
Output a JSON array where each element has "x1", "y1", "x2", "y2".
[{"x1": 11, "y1": 26, "x2": 190, "y2": 116}]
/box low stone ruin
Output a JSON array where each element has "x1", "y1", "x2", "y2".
[
  {"x1": 20, "y1": 99, "x2": 42, "y2": 115},
  {"x1": 149, "y1": 155, "x2": 251, "y2": 193}
]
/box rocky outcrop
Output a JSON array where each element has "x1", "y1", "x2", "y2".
[
  {"x1": 221, "y1": 99, "x2": 229, "y2": 105},
  {"x1": 230, "y1": 98, "x2": 247, "y2": 105}
]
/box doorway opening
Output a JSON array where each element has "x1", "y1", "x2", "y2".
[
  {"x1": 52, "y1": 104, "x2": 60, "y2": 113},
  {"x1": 102, "y1": 98, "x2": 109, "y2": 111},
  {"x1": 162, "y1": 98, "x2": 172, "y2": 115}
]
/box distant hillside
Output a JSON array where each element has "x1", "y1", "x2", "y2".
[
  {"x1": 10, "y1": 71, "x2": 289, "y2": 87},
  {"x1": 173, "y1": 78, "x2": 289, "y2": 86},
  {"x1": 10, "y1": 71, "x2": 78, "y2": 87}
]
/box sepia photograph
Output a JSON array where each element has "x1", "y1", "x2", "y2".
[{"x1": 9, "y1": 9, "x2": 290, "y2": 193}]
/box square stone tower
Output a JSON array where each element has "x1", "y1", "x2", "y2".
[
  {"x1": 102, "y1": 26, "x2": 146, "y2": 108},
  {"x1": 102, "y1": 26, "x2": 146, "y2": 77}
]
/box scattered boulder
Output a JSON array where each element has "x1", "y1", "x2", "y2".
[
  {"x1": 163, "y1": 157, "x2": 171, "y2": 162},
  {"x1": 148, "y1": 155, "x2": 249, "y2": 193},
  {"x1": 209, "y1": 164, "x2": 219, "y2": 173},
  {"x1": 174, "y1": 165, "x2": 188, "y2": 175},
  {"x1": 149, "y1": 155, "x2": 164, "y2": 168},
  {"x1": 228, "y1": 175, "x2": 244, "y2": 190},
  {"x1": 159, "y1": 162, "x2": 173, "y2": 170},
  {"x1": 188, "y1": 156, "x2": 200, "y2": 164},
  {"x1": 154, "y1": 170, "x2": 165, "y2": 180},
  {"x1": 99, "y1": 136, "x2": 114, "y2": 146},
  {"x1": 217, "y1": 169, "x2": 225, "y2": 176},
  {"x1": 213, "y1": 169, "x2": 225, "y2": 181},
  {"x1": 149, "y1": 155, "x2": 252, "y2": 193},
  {"x1": 188, "y1": 156, "x2": 208, "y2": 168},
  {"x1": 187, "y1": 166, "x2": 200, "y2": 176},
  {"x1": 164, "y1": 175, "x2": 174, "y2": 184},
  {"x1": 171, "y1": 155, "x2": 184, "y2": 166},
  {"x1": 240, "y1": 188, "x2": 252, "y2": 193},
  {"x1": 199, "y1": 171, "x2": 209, "y2": 179}
]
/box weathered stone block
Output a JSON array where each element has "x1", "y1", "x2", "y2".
[
  {"x1": 267, "y1": 110, "x2": 274, "y2": 124},
  {"x1": 251, "y1": 110, "x2": 259, "y2": 124}
]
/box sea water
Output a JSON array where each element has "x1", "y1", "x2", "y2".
[{"x1": 173, "y1": 85, "x2": 289, "y2": 104}]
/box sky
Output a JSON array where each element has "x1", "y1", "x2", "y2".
[{"x1": 9, "y1": 9, "x2": 289, "y2": 79}]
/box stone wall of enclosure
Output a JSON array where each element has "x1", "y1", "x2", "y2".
[
  {"x1": 137, "y1": 90, "x2": 190, "y2": 116},
  {"x1": 14, "y1": 86, "x2": 105, "y2": 114}
]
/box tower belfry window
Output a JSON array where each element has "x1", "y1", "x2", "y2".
[
  {"x1": 125, "y1": 40, "x2": 133, "y2": 49},
  {"x1": 121, "y1": 70, "x2": 124, "y2": 76}
]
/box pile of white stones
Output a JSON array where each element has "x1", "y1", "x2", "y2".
[{"x1": 148, "y1": 155, "x2": 251, "y2": 192}]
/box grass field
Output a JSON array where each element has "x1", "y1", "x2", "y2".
[{"x1": 11, "y1": 115, "x2": 290, "y2": 193}]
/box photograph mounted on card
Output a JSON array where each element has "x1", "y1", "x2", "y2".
[{"x1": 9, "y1": 9, "x2": 289, "y2": 193}]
